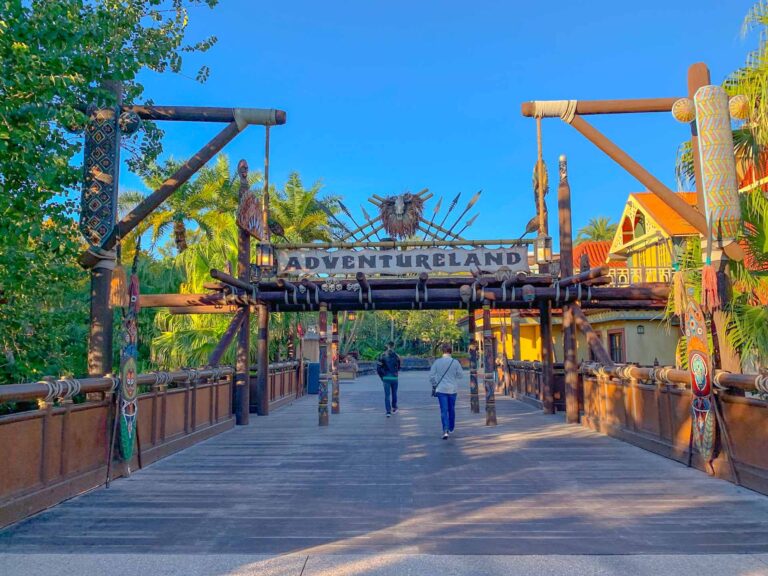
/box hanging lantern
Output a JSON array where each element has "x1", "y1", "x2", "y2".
[
  {"x1": 257, "y1": 243, "x2": 275, "y2": 271},
  {"x1": 347, "y1": 311, "x2": 357, "y2": 321},
  {"x1": 521, "y1": 284, "x2": 536, "y2": 304}
]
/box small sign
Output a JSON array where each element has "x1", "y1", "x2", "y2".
[{"x1": 276, "y1": 246, "x2": 529, "y2": 276}]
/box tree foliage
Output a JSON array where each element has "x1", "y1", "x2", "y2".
[
  {"x1": 0, "y1": 0, "x2": 218, "y2": 383},
  {"x1": 575, "y1": 216, "x2": 618, "y2": 245}
]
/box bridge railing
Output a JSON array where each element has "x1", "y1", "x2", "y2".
[
  {"x1": 256, "y1": 360, "x2": 305, "y2": 410},
  {"x1": 508, "y1": 360, "x2": 768, "y2": 495},
  {"x1": 0, "y1": 367, "x2": 235, "y2": 529},
  {"x1": 507, "y1": 361, "x2": 566, "y2": 411}
]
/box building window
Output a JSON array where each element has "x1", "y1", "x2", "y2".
[{"x1": 608, "y1": 330, "x2": 625, "y2": 363}]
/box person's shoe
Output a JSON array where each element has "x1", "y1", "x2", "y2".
[
  {"x1": 442, "y1": 432, "x2": 449, "y2": 440},
  {"x1": 386, "y1": 412, "x2": 391, "y2": 418},
  {"x1": 392, "y1": 408, "x2": 398, "y2": 414},
  {"x1": 448, "y1": 428, "x2": 455, "y2": 434}
]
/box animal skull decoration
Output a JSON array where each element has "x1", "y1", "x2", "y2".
[{"x1": 379, "y1": 192, "x2": 424, "y2": 239}]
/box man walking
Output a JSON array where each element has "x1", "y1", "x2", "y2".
[
  {"x1": 429, "y1": 343, "x2": 464, "y2": 439},
  {"x1": 377, "y1": 341, "x2": 401, "y2": 417}
]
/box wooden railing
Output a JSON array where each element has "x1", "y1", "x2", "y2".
[
  {"x1": 507, "y1": 361, "x2": 566, "y2": 411},
  {"x1": 508, "y1": 360, "x2": 768, "y2": 495},
  {"x1": 261, "y1": 361, "x2": 305, "y2": 410},
  {"x1": 0, "y1": 367, "x2": 235, "y2": 529}
]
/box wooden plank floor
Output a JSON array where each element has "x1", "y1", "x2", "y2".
[{"x1": 2, "y1": 373, "x2": 768, "y2": 556}]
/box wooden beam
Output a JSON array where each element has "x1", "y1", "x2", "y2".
[
  {"x1": 468, "y1": 312, "x2": 480, "y2": 413},
  {"x1": 80, "y1": 123, "x2": 243, "y2": 268},
  {"x1": 122, "y1": 105, "x2": 287, "y2": 125},
  {"x1": 557, "y1": 266, "x2": 609, "y2": 288},
  {"x1": 208, "y1": 309, "x2": 246, "y2": 366},
  {"x1": 167, "y1": 305, "x2": 240, "y2": 314},
  {"x1": 521, "y1": 98, "x2": 681, "y2": 117},
  {"x1": 211, "y1": 268, "x2": 253, "y2": 293},
  {"x1": 571, "y1": 304, "x2": 614, "y2": 366}
]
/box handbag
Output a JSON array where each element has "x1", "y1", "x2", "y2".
[{"x1": 431, "y1": 359, "x2": 457, "y2": 397}]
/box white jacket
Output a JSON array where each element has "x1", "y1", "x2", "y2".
[{"x1": 429, "y1": 354, "x2": 465, "y2": 394}]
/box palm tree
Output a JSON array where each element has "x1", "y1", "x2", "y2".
[
  {"x1": 268, "y1": 172, "x2": 339, "y2": 243},
  {"x1": 135, "y1": 155, "x2": 261, "y2": 253},
  {"x1": 575, "y1": 217, "x2": 617, "y2": 245}
]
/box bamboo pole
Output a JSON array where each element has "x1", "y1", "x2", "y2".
[
  {"x1": 121, "y1": 105, "x2": 286, "y2": 125},
  {"x1": 276, "y1": 238, "x2": 532, "y2": 250}
]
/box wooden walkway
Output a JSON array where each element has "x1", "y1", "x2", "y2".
[{"x1": 2, "y1": 373, "x2": 768, "y2": 572}]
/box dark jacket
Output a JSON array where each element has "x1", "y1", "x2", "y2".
[{"x1": 377, "y1": 350, "x2": 401, "y2": 378}]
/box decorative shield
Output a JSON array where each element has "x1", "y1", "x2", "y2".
[
  {"x1": 119, "y1": 355, "x2": 138, "y2": 460},
  {"x1": 685, "y1": 299, "x2": 717, "y2": 464}
]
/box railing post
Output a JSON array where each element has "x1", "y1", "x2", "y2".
[
  {"x1": 540, "y1": 301, "x2": 555, "y2": 414},
  {"x1": 483, "y1": 301, "x2": 497, "y2": 425},
  {"x1": 468, "y1": 312, "x2": 480, "y2": 413},
  {"x1": 318, "y1": 303, "x2": 329, "y2": 426},
  {"x1": 254, "y1": 303, "x2": 269, "y2": 416},
  {"x1": 331, "y1": 311, "x2": 340, "y2": 414}
]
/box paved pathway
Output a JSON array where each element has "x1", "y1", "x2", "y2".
[{"x1": 2, "y1": 372, "x2": 768, "y2": 575}]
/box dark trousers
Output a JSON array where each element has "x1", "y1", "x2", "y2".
[
  {"x1": 382, "y1": 376, "x2": 398, "y2": 413},
  {"x1": 436, "y1": 392, "x2": 457, "y2": 433}
]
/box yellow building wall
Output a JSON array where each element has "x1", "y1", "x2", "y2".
[{"x1": 476, "y1": 314, "x2": 678, "y2": 367}]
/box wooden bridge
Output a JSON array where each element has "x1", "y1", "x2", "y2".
[{"x1": 2, "y1": 372, "x2": 768, "y2": 575}]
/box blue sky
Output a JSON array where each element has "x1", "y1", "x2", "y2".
[{"x1": 124, "y1": 0, "x2": 757, "y2": 246}]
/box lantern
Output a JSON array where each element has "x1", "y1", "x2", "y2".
[{"x1": 256, "y1": 243, "x2": 275, "y2": 272}]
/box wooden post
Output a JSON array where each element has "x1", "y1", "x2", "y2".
[
  {"x1": 86, "y1": 81, "x2": 122, "y2": 378},
  {"x1": 235, "y1": 188, "x2": 251, "y2": 424},
  {"x1": 571, "y1": 304, "x2": 614, "y2": 366},
  {"x1": 468, "y1": 312, "x2": 480, "y2": 413},
  {"x1": 208, "y1": 309, "x2": 245, "y2": 366},
  {"x1": 539, "y1": 301, "x2": 555, "y2": 414},
  {"x1": 688, "y1": 63, "x2": 710, "y2": 213},
  {"x1": 483, "y1": 302, "x2": 497, "y2": 425},
  {"x1": 331, "y1": 311, "x2": 340, "y2": 414},
  {"x1": 254, "y1": 303, "x2": 269, "y2": 416},
  {"x1": 558, "y1": 155, "x2": 579, "y2": 424},
  {"x1": 318, "y1": 303, "x2": 329, "y2": 426}
]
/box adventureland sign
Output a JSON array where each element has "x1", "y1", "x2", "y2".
[{"x1": 276, "y1": 246, "x2": 529, "y2": 276}]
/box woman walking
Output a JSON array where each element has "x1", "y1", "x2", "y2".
[{"x1": 429, "y1": 343, "x2": 465, "y2": 440}]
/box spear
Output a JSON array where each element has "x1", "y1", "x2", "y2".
[
  {"x1": 436, "y1": 192, "x2": 460, "y2": 237},
  {"x1": 338, "y1": 200, "x2": 363, "y2": 233},
  {"x1": 360, "y1": 205, "x2": 382, "y2": 240},
  {"x1": 454, "y1": 213, "x2": 479, "y2": 238},
  {"x1": 421, "y1": 196, "x2": 443, "y2": 240},
  {"x1": 442, "y1": 190, "x2": 482, "y2": 240},
  {"x1": 318, "y1": 201, "x2": 358, "y2": 240}
]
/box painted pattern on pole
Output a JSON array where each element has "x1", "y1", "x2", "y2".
[
  {"x1": 318, "y1": 305, "x2": 329, "y2": 426},
  {"x1": 331, "y1": 312, "x2": 340, "y2": 414},
  {"x1": 483, "y1": 304, "x2": 498, "y2": 426},
  {"x1": 685, "y1": 299, "x2": 718, "y2": 465},
  {"x1": 468, "y1": 314, "x2": 480, "y2": 414}
]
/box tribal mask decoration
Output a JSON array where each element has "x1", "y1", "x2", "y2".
[{"x1": 379, "y1": 192, "x2": 424, "y2": 239}]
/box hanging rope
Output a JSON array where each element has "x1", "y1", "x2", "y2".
[{"x1": 532, "y1": 100, "x2": 578, "y2": 124}]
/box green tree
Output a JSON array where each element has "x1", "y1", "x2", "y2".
[
  {"x1": 0, "y1": 0, "x2": 218, "y2": 383},
  {"x1": 575, "y1": 217, "x2": 618, "y2": 245},
  {"x1": 269, "y1": 173, "x2": 339, "y2": 243}
]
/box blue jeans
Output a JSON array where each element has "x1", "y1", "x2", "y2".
[
  {"x1": 436, "y1": 392, "x2": 457, "y2": 433},
  {"x1": 382, "y1": 376, "x2": 398, "y2": 413}
]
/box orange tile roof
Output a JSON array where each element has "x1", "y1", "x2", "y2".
[
  {"x1": 630, "y1": 191, "x2": 699, "y2": 236},
  {"x1": 572, "y1": 241, "x2": 625, "y2": 269}
]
